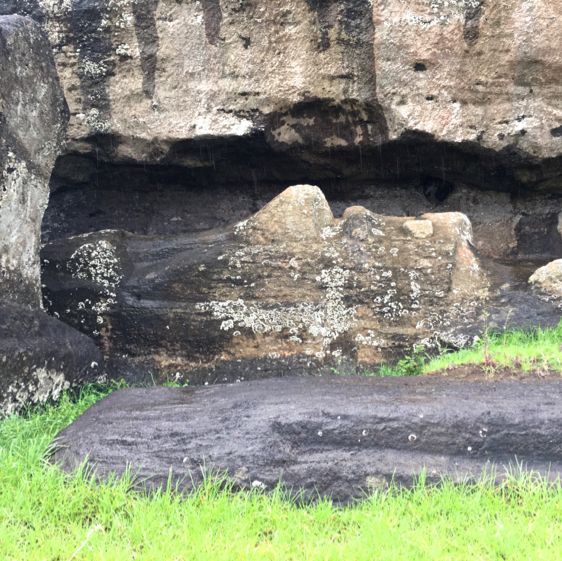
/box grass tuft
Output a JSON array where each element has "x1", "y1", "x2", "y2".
[
  {"x1": 423, "y1": 320, "x2": 562, "y2": 374},
  {"x1": 369, "y1": 321, "x2": 562, "y2": 377}
]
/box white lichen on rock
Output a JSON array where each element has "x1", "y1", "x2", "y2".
[
  {"x1": 115, "y1": 43, "x2": 132, "y2": 57},
  {"x1": 68, "y1": 239, "x2": 122, "y2": 320},
  {"x1": 85, "y1": 108, "x2": 111, "y2": 133},
  {"x1": 355, "y1": 331, "x2": 386, "y2": 348},
  {"x1": 401, "y1": 0, "x2": 482, "y2": 26},
  {"x1": 81, "y1": 59, "x2": 108, "y2": 79},
  {"x1": 1, "y1": 368, "x2": 70, "y2": 418},
  {"x1": 197, "y1": 266, "x2": 356, "y2": 353},
  {"x1": 70, "y1": 240, "x2": 122, "y2": 289},
  {"x1": 427, "y1": 0, "x2": 482, "y2": 13}
]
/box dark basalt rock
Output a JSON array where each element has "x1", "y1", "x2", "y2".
[
  {"x1": 0, "y1": 302, "x2": 102, "y2": 416},
  {"x1": 40, "y1": 185, "x2": 562, "y2": 386},
  {"x1": 41, "y1": 186, "x2": 494, "y2": 383},
  {"x1": 51, "y1": 376, "x2": 562, "y2": 503}
]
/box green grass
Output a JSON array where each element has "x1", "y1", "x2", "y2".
[
  {"x1": 373, "y1": 321, "x2": 562, "y2": 377},
  {"x1": 1, "y1": 385, "x2": 562, "y2": 560},
  {"x1": 424, "y1": 321, "x2": 562, "y2": 374}
]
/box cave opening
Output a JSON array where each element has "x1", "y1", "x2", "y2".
[{"x1": 43, "y1": 133, "x2": 562, "y2": 264}]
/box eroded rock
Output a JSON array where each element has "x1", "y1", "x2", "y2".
[
  {"x1": 42, "y1": 185, "x2": 489, "y2": 383},
  {"x1": 374, "y1": 0, "x2": 562, "y2": 176},
  {"x1": 0, "y1": 303, "x2": 103, "y2": 416},
  {"x1": 529, "y1": 259, "x2": 562, "y2": 308},
  {"x1": 2, "y1": 0, "x2": 384, "y2": 167},
  {"x1": 241, "y1": 185, "x2": 333, "y2": 244},
  {"x1": 403, "y1": 219, "x2": 434, "y2": 239},
  {"x1": 3, "y1": 0, "x2": 561, "y2": 192},
  {"x1": 0, "y1": 15, "x2": 101, "y2": 415}
]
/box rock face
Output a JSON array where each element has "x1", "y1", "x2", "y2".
[
  {"x1": 2, "y1": 0, "x2": 385, "y2": 175},
  {"x1": 0, "y1": 302, "x2": 103, "y2": 416},
  {"x1": 0, "y1": 15, "x2": 102, "y2": 416},
  {"x1": 42, "y1": 185, "x2": 490, "y2": 383},
  {"x1": 529, "y1": 260, "x2": 562, "y2": 308},
  {"x1": 0, "y1": 14, "x2": 68, "y2": 306},
  {"x1": 374, "y1": 0, "x2": 562, "y2": 170},
  {"x1": 3, "y1": 0, "x2": 561, "y2": 191},
  {"x1": 1, "y1": 3, "x2": 559, "y2": 392},
  {"x1": 51, "y1": 377, "x2": 562, "y2": 502}
]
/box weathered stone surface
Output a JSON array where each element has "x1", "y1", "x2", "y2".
[
  {"x1": 374, "y1": 0, "x2": 562, "y2": 183},
  {"x1": 403, "y1": 219, "x2": 434, "y2": 239},
  {"x1": 2, "y1": 0, "x2": 384, "y2": 169},
  {"x1": 1, "y1": 5, "x2": 558, "y2": 397},
  {"x1": 3, "y1": 1, "x2": 561, "y2": 192},
  {"x1": 0, "y1": 302, "x2": 103, "y2": 416},
  {"x1": 0, "y1": 15, "x2": 102, "y2": 415},
  {"x1": 243, "y1": 185, "x2": 333, "y2": 244},
  {"x1": 0, "y1": 14, "x2": 68, "y2": 306},
  {"x1": 51, "y1": 377, "x2": 562, "y2": 502},
  {"x1": 529, "y1": 259, "x2": 562, "y2": 308},
  {"x1": 42, "y1": 185, "x2": 490, "y2": 383},
  {"x1": 1, "y1": 0, "x2": 558, "y2": 330}
]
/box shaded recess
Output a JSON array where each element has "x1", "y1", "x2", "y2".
[{"x1": 44, "y1": 129, "x2": 562, "y2": 248}]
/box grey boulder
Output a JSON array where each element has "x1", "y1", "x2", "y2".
[{"x1": 0, "y1": 15, "x2": 102, "y2": 415}]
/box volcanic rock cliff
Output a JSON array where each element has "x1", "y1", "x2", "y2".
[{"x1": 0, "y1": 1, "x2": 560, "y2": 392}]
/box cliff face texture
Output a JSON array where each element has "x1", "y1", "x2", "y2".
[
  {"x1": 374, "y1": 0, "x2": 562, "y2": 172},
  {"x1": 3, "y1": 0, "x2": 384, "y2": 171},
  {"x1": 3, "y1": 0, "x2": 561, "y2": 189}
]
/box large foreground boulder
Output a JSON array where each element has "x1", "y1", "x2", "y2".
[
  {"x1": 42, "y1": 185, "x2": 489, "y2": 383},
  {"x1": 51, "y1": 376, "x2": 562, "y2": 502},
  {"x1": 0, "y1": 15, "x2": 101, "y2": 415}
]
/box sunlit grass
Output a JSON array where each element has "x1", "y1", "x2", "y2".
[
  {"x1": 423, "y1": 320, "x2": 562, "y2": 374},
  {"x1": 1, "y1": 385, "x2": 561, "y2": 560}
]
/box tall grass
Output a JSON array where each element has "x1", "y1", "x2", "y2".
[{"x1": 1, "y1": 384, "x2": 561, "y2": 560}]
